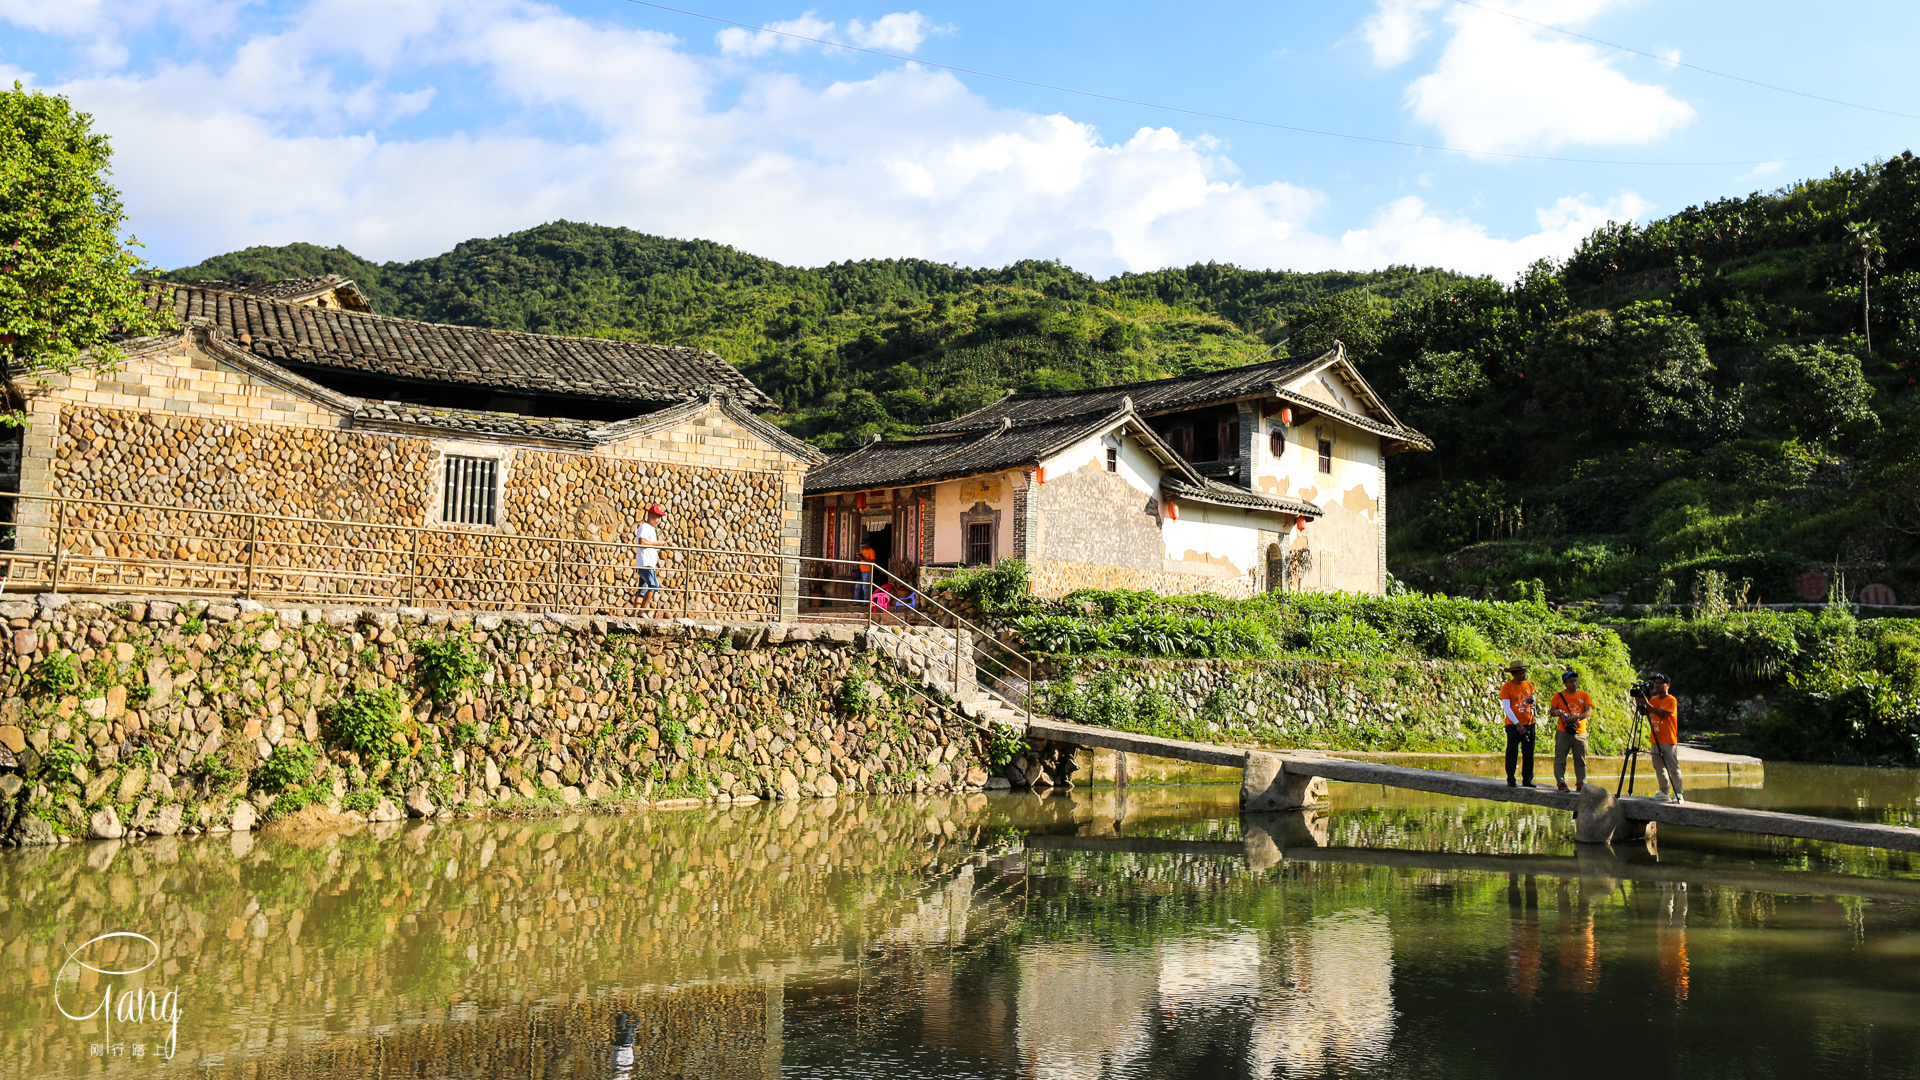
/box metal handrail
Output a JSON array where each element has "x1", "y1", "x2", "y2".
[{"x1": 0, "y1": 490, "x2": 1038, "y2": 731}]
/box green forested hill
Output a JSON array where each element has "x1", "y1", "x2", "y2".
[
  {"x1": 163, "y1": 224, "x2": 1463, "y2": 444},
  {"x1": 1292, "y1": 152, "x2": 1920, "y2": 603}
]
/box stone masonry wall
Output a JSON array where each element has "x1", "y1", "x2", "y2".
[
  {"x1": 17, "y1": 331, "x2": 810, "y2": 618},
  {"x1": 0, "y1": 594, "x2": 995, "y2": 845},
  {"x1": 1028, "y1": 559, "x2": 1259, "y2": 600},
  {"x1": 39, "y1": 405, "x2": 790, "y2": 616},
  {"x1": 1036, "y1": 655, "x2": 1635, "y2": 755}
]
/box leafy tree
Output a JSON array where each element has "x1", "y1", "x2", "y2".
[
  {"x1": 1285, "y1": 289, "x2": 1386, "y2": 365},
  {"x1": 1747, "y1": 342, "x2": 1876, "y2": 444},
  {"x1": 1525, "y1": 302, "x2": 1716, "y2": 433},
  {"x1": 0, "y1": 84, "x2": 172, "y2": 409}
]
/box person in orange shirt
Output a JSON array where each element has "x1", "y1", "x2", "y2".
[
  {"x1": 1497, "y1": 660, "x2": 1537, "y2": 788},
  {"x1": 856, "y1": 541, "x2": 877, "y2": 603},
  {"x1": 1637, "y1": 673, "x2": 1684, "y2": 802},
  {"x1": 1549, "y1": 669, "x2": 1592, "y2": 792}
]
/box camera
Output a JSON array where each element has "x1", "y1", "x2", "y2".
[{"x1": 1629, "y1": 682, "x2": 1651, "y2": 700}]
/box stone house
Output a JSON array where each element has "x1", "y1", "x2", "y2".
[
  {"x1": 801, "y1": 344, "x2": 1429, "y2": 599},
  {"x1": 6, "y1": 276, "x2": 822, "y2": 616}
]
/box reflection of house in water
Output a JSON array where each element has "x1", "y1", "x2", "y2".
[
  {"x1": 1013, "y1": 913, "x2": 1395, "y2": 1079},
  {"x1": 1248, "y1": 910, "x2": 1397, "y2": 1076},
  {"x1": 1016, "y1": 943, "x2": 1159, "y2": 1079}
]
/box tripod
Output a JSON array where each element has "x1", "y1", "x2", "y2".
[{"x1": 1616, "y1": 691, "x2": 1650, "y2": 796}]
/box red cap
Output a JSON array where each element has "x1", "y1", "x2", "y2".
[{"x1": 647, "y1": 504, "x2": 667, "y2": 516}]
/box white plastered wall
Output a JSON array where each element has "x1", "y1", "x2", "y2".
[
  {"x1": 931, "y1": 470, "x2": 1018, "y2": 565},
  {"x1": 1250, "y1": 369, "x2": 1388, "y2": 595}
]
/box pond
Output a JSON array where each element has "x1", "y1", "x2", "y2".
[{"x1": 3, "y1": 759, "x2": 1918, "y2": 1079}]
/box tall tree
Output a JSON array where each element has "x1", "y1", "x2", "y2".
[
  {"x1": 0, "y1": 83, "x2": 171, "y2": 418},
  {"x1": 1845, "y1": 219, "x2": 1885, "y2": 354}
]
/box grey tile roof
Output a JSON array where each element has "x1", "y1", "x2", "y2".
[
  {"x1": 143, "y1": 281, "x2": 774, "y2": 411},
  {"x1": 914, "y1": 344, "x2": 1431, "y2": 451},
  {"x1": 174, "y1": 275, "x2": 372, "y2": 310},
  {"x1": 352, "y1": 401, "x2": 597, "y2": 442},
  {"x1": 806, "y1": 413, "x2": 1123, "y2": 494},
  {"x1": 914, "y1": 354, "x2": 1321, "y2": 434},
  {"x1": 349, "y1": 392, "x2": 825, "y2": 462},
  {"x1": 1161, "y1": 475, "x2": 1320, "y2": 518}
]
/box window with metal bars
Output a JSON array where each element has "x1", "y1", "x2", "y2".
[
  {"x1": 1317, "y1": 438, "x2": 1333, "y2": 474},
  {"x1": 966, "y1": 521, "x2": 993, "y2": 566},
  {"x1": 441, "y1": 455, "x2": 499, "y2": 526}
]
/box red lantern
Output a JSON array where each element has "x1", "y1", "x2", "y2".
[
  {"x1": 855, "y1": 492, "x2": 867, "y2": 510},
  {"x1": 1165, "y1": 500, "x2": 1179, "y2": 521},
  {"x1": 1280, "y1": 407, "x2": 1293, "y2": 425},
  {"x1": 1295, "y1": 517, "x2": 1308, "y2": 531},
  {"x1": 1035, "y1": 467, "x2": 1047, "y2": 484}
]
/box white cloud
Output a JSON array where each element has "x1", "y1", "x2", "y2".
[
  {"x1": 848, "y1": 12, "x2": 938, "y2": 52},
  {"x1": 716, "y1": 9, "x2": 941, "y2": 57},
  {"x1": 716, "y1": 12, "x2": 836, "y2": 56},
  {"x1": 1361, "y1": 0, "x2": 1443, "y2": 67},
  {"x1": 1337, "y1": 190, "x2": 1652, "y2": 278},
  {"x1": 1395, "y1": 1, "x2": 1695, "y2": 153},
  {"x1": 8, "y1": 0, "x2": 1626, "y2": 281}
]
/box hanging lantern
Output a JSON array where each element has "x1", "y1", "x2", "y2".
[
  {"x1": 1295, "y1": 516, "x2": 1308, "y2": 531},
  {"x1": 855, "y1": 492, "x2": 868, "y2": 510},
  {"x1": 1280, "y1": 407, "x2": 1293, "y2": 426},
  {"x1": 1035, "y1": 467, "x2": 1047, "y2": 484},
  {"x1": 1166, "y1": 500, "x2": 1179, "y2": 521}
]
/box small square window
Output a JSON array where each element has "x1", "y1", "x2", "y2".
[
  {"x1": 442, "y1": 455, "x2": 499, "y2": 526},
  {"x1": 1317, "y1": 439, "x2": 1333, "y2": 474},
  {"x1": 1106, "y1": 447, "x2": 1118, "y2": 473}
]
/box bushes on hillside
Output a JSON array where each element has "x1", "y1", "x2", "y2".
[{"x1": 1007, "y1": 587, "x2": 1631, "y2": 680}]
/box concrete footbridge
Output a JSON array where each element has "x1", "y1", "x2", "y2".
[{"x1": 1022, "y1": 717, "x2": 1920, "y2": 855}]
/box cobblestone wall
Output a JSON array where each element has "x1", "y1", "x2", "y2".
[
  {"x1": 38, "y1": 406, "x2": 791, "y2": 616},
  {"x1": 0, "y1": 596, "x2": 994, "y2": 846},
  {"x1": 1027, "y1": 559, "x2": 1258, "y2": 599}
]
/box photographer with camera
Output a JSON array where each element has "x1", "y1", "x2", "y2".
[
  {"x1": 1497, "y1": 661, "x2": 1539, "y2": 787},
  {"x1": 1549, "y1": 669, "x2": 1592, "y2": 792},
  {"x1": 1632, "y1": 673, "x2": 1685, "y2": 802}
]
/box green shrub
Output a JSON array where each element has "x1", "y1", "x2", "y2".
[
  {"x1": 327, "y1": 687, "x2": 406, "y2": 759},
  {"x1": 1134, "y1": 686, "x2": 1176, "y2": 729},
  {"x1": 1302, "y1": 616, "x2": 1389, "y2": 658},
  {"x1": 1437, "y1": 623, "x2": 1500, "y2": 663},
  {"x1": 415, "y1": 637, "x2": 488, "y2": 704},
  {"x1": 253, "y1": 742, "x2": 316, "y2": 793},
  {"x1": 28, "y1": 651, "x2": 80, "y2": 698},
  {"x1": 1751, "y1": 668, "x2": 1920, "y2": 765},
  {"x1": 935, "y1": 558, "x2": 1031, "y2": 611},
  {"x1": 267, "y1": 784, "x2": 325, "y2": 820},
  {"x1": 341, "y1": 790, "x2": 379, "y2": 813},
  {"x1": 1086, "y1": 673, "x2": 1134, "y2": 726},
  {"x1": 1040, "y1": 680, "x2": 1086, "y2": 722}
]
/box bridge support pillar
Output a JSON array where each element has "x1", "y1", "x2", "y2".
[
  {"x1": 1242, "y1": 751, "x2": 1328, "y2": 813},
  {"x1": 1574, "y1": 783, "x2": 1656, "y2": 844},
  {"x1": 1242, "y1": 810, "x2": 1330, "y2": 871}
]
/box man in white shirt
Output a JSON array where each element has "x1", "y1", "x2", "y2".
[{"x1": 634, "y1": 504, "x2": 667, "y2": 613}]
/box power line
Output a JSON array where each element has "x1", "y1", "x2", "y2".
[
  {"x1": 618, "y1": 0, "x2": 1901, "y2": 168},
  {"x1": 1450, "y1": 0, "x2": 1920, "y2": 123}
]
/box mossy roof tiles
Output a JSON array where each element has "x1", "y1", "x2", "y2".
[{"x1": 144, "y1": 281, "x2": 774, "y2": 410}]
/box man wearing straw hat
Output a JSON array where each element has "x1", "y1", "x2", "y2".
[
  {"x1": 1497, "y1": 660, "x2": 1538, "y2": 788},
  {"x1": 633, "y1": 504, "x2": 667, "y2": 613}
]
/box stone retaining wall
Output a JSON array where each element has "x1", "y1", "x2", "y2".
[
  {"x1": 1034, "y1": 655, "x2": 1636, "y2": 755},
  {"x1": 0, "y1": 594, "x2": 995, "y2": 844}
]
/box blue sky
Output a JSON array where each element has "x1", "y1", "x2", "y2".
[{"x1": 5, "y1": 0, "x2": 1918, "y2": 278}]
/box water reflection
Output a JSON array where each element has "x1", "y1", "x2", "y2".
[
  {"x1": 1250, "y1": 910, "x2": 1395, "y2": 1076},
  {"x1": 1, "y1": 767, "x2": 1918, "y2": 1079}
]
